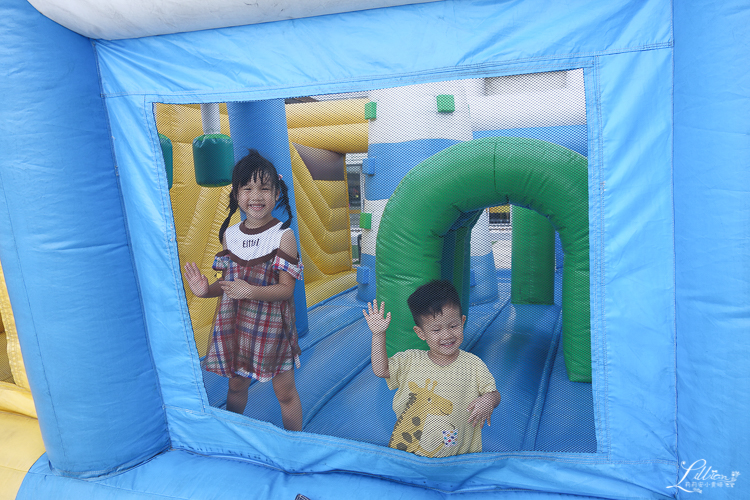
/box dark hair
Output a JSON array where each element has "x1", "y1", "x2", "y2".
[
  {"x1": 218, "y1": 149, "x2": 294, "y2": 243},
  {"x1": 407, "y1": 280, "x2": 462, "y2": 327}
]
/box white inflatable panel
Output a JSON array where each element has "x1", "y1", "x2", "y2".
[
  {"x1": 27, "y1": 0, "x2": 443, "y2": 40},
  {"x1": 360, "y1": 198, "x2": 388, "y2": 256},
  {"x1": 470, "y1": 209, "x2": 492, "y2": 257},
  {"x1": 463, "y1": 70, "x2": 586, "y2": 130},
  {"x1": 368, "y1": 81, "x2": 473, "y2": 144}
]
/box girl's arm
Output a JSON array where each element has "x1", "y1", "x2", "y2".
[
  {"x1": 220, "y1": 230, "x2": 298, "y2": 302},
  {"x1": 184, "y1": 262, "x2": 223, "y2": 298},
  {"x1": 184, "y1": 236, "x2": 228, "y2": 299}
]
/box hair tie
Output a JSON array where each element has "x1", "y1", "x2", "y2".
[{"x1": 278, "y1": 174, "x2": 283, "y2": 180}]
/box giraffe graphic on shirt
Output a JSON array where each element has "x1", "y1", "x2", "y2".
[{"x1": 389, "y1": 379, "x2": 454, "y2": 457}]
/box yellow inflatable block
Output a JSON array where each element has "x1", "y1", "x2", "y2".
[
  {"x1": 288, "y1": 123, "x2": 368, "y2": 154},
  {"x1": 290, "y1": 146, "x2": 350, "y2": 232},
  {"x1": 155, "y1": 103, "x2": 231, "y2": 144},
  {"x1": 0, "y1": 262, "x2": 29, "y2": 391},
  {"x1": 0, "y1": 410, "x2": 45, "y2": 500},
  {"x1": 304, "y1": 270, "x2": 357, "y2": 306},
  {"x1": 297, "y1": 217, "x2": 352, "y2": 275},
  {"x1": 0, "y1": 262, "x2": 43, "y2": 500},
  {"x1": 285, "y1": 99, "x2": 368, "y2": 128},
  {"x1": 0, "y1": 383, "x2": 36, "y2": 419}
]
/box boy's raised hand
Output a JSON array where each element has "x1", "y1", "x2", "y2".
[{"x1": 363, "y1": 299, "x2": 391, "y2": 337}]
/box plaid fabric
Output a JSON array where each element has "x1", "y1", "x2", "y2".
[
  {"x1": 203, "y1": 251, "x2": 303, "y2": 382},
  {"x1": 273, "y1": 254, "x2": 303, "y2": 280}
]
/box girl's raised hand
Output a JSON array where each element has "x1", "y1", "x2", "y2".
[
  {"x1": 184, "y1": 262, "x2": 210, "y2": 298},
  {"x1": 363, "y1": 299, "x2": 391, "y2": 337}
]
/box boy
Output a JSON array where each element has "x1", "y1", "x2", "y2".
[{"x1": 363, "y1": 280, "x2": 500, "y2": 458}]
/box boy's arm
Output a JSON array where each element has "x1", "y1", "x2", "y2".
[
  {"x1": 468, "y1": 390, "x2": 501, "y2": 428},
  {"x1": 371, "y1": 330, "x2": 390, "y2": 379},
  {"x1": 363, "y1": 299, "x2": 391, "y2": 379},
  {"x1": 467, "y1": 357, "x2": 501, "y2": 427}
]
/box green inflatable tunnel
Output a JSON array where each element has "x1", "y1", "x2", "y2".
[{"x1": 377, "y1": 137, "x2": 591, "y2": 382}]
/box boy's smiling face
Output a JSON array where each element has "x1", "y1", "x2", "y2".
[{"x1": 414, "y1": 304, "x2": 466, "y2": 366}]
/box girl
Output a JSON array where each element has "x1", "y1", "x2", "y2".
[{"x1": 184, "y1": 149, "x2": 303, "y2": 431}]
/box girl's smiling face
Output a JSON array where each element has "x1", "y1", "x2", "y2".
[
  {"x1": 236, "y1": 176, "x2": 279, "y2": 228},
  {"x1": 414, "y1": 304, "x2": 465, "y2": 366}
]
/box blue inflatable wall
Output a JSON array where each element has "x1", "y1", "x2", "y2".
[{"x1": 0, "y1": 0, "x2": 748, "y2": 498}]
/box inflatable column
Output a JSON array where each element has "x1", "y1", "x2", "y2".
[
  {"x1": 358, "y1": 81, "x2": 473, "y2": 302},
  {"x1": 0, "y1": 0, "x2": 169, "y2": 477},
  {"x1": 511, "y1": 206, "x2": 555, "y2": 305},
  {"x1": 226, "y1": 101, "x2": 309, "y2": 336}
]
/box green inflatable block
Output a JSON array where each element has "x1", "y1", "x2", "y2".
[
  {"x1": 192, "y1": 133, "x2": 234, "y2": 187},
  {"x1": 359, "y1": 212, "x2": 372, "y2": 229},
  {"x1": 364, "y1": 101, "x2": 377, "y2": 120},
  {"x1": 158, "y1": 133, "x2": 173, "y2": 189},
  {"x1": 436, "y1": 94, "x2": 455, "y2": 113}
]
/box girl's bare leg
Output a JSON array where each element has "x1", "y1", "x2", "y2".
[
  {"x1": 226, "y1": 376, "x2": 252, "y2": 414},
  {"x1": 272, "y1": 369, "x2": 302, "y2": 431}
]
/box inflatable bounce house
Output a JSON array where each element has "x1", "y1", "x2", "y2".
[{"x1": 1, "y1": 0, "x2": 748, "y2": 498}]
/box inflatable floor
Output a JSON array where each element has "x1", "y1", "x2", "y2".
[{"x1": 203, "y1": 268, "x2": 596, "y2": 454}]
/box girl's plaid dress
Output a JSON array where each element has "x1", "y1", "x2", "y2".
[{"x1": 203, "y1": 219, "x2": 303, "y2": 382}]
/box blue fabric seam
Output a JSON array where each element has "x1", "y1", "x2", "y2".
[
  {"x1": 163, "y1": 406, "x2": 647, "y2": 466},
  {"x1": 589, "y1": 57, "x2": 611, "y2": 459},
  {"x1": 668, "y1": 0, "x2": 679, "y2": 467},
  {"x1": 141, "y1": 100, "x2": 212, "y2": 413}
]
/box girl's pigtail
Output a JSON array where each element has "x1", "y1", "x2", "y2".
[
  {"x1": 218, "y1": 192, "x2": 239, "y2": 243},
  {"x1": 278, "y1": 178, "x2": 294, "y2": 230}
]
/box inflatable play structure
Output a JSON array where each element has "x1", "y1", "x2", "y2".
[{"x1": 1, "y1": 1, "x2": 748, "y2": 499}]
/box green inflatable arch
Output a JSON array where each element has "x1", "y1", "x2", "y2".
[{"x1": 376, "y1": 137, "x2": 591, "y2": 382}]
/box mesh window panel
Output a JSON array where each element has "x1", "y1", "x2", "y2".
[{"x1": 155, "y1": 70, "x2": 595, "y2": 455}]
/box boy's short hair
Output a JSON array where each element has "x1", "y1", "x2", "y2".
[{"x1": 407, "y1": 280, "x2": 462, "y2": 327}]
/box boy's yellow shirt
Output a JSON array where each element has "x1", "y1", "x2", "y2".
[{"x1": 386, "y1": 349, "x2": 496, "y2": 457}]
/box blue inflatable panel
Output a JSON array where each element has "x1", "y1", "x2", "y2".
[
  {"x1": 242, "y1": 317, "x2": 372, "y2": 427},
  {"x1": 474, "y1": 302, "x2": 562, "y2": 451},
  {"x1": 305, "y1": 362, "x2": 395, "y2": 445},
  {"x1": 0, "y1": 0, "x2": 169, "y2": 477},
  {"x1": 6, "y1": 0, "x2": 724, "y2": 495},
  {"x1": 365, "y1": 139, "x2": 460, "y2": 200},
  {"x1": 534, "y1": 335, "x2": 597, "y2": 453},
  {"x1": 20, "y1": 449, "x2": 605, "y2": 500},
  {"x1": 357, "y1": 253, "x2": 377, "y2": 302},
  {"x1": 473, "y1": 126, "x2": 587, "y2": 157},
  {"x1": 469, "y1": 252, "x2": 500, "y2": 306}
]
